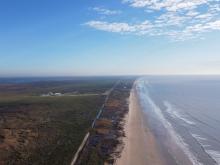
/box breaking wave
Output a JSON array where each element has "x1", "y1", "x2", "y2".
[
  {"x1": 136, "y1": 78, "x2": 203, "y2": 165},
  {"x1": 164, "y1": 101, "x2": 196, "y2": 125}
]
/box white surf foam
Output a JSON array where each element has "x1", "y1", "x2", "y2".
[
  {"x1": 206, "y1": 150, "x2": 220, "y2": 165},
  {"x1": 164, "y1": 98, "x2": 220, "y2": 165},
  {"x1": 191, "y1": 134, "x2": 207, "y2": 141},
  {"x1": 164, "y1": 101, "x2": 196, "y2": 125},
  {"x1": 136, "y1": 79, "x2": 203, "y2": 165},
  {"x1": 191, "y1": 133, "x2": 220, "y2": 165}
]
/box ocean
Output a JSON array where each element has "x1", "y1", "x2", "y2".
[{"x1": 136, "y1": 76, "x2": 220, "y2": 165}]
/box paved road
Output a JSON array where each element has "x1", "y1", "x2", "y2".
[{"x1": 70, "y1": 81, "x2": 119, "y2": 165}]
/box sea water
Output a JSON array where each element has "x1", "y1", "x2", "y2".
[{"x1": 136, "y1": 76, "x2": 220, "y2": 165}]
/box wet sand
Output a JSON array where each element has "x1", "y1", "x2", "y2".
[
  {"x1": 116, "y1": 77, "x2": 220, "y2": 165},
  {"x1": 116, "y1": 86, "x2": 165, "y2": 165}
]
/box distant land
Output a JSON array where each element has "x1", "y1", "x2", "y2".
[
  {"x1": 0, "y1": 76, "x2": 136, "y2": 165},
  {"x1": 1, "y1": 76, "x2": 220, "y2": 165}
]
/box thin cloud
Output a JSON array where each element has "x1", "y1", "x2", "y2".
[
  {"x1": 122, "y1": 0, "x2": 210, "y2": 11},
  {"x1": 85, "y1": 0, "x2": 220, "y2": 41},
  {"x1": 85, "y1": 20, "x2": 152, "y2": 33},
  {"x1": 92, "y1": 7, "x2": 121, "y2": 15}
]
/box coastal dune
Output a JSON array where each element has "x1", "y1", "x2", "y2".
[{"x1": 116, "y1": 85, "x2": 164, "y2": 165}]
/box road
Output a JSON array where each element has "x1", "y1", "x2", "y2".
[{"x1": 70, "y1": 81, "x2": 120, "y2": 165}]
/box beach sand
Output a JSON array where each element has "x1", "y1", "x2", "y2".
[{"x1": 116, "y1": 86, "x2": 165, "y2": 165}]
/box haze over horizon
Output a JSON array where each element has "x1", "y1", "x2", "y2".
[{"x1": 1, "y1": 0, "x2": 220, "y2": 76}]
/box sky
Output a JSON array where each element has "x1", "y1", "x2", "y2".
[{"x1": 1, "y1": 0, "x2": 220, "y2": 77}]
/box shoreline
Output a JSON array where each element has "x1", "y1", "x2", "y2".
[{"x1": 115, "y1": 84, "x2": 164, "y2": 165}]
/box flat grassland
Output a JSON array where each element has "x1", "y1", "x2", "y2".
[
  {"x1": 0, "y1": 78, "x2": 117, "y2": 165},
  {"x1": 0, "y1": 78, "x2": 118, "y2": 96}
]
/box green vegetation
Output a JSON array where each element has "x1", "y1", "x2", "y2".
[
  {"x1": 0, "y1": 77, "x2": 120, "y2": 165},
  {"x1": 76, "y1": 78, "x2": 135, "y2": 165},
  {"x1": 0, "y1": 78, "x2": 118, "y2": 96},
  {"x1": 0, "y1": 95, "x2": 105, "y2": 165},
  {"x1": 0, "y1": 77, "x2": 137, "y2": 165},
  {"x1": 0, "y1": 95, "x2": 104, "y2": 165}
]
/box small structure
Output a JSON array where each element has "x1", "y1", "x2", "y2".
[{"x1": 41, "y1": 92, "x2": 62, "y2": 97}]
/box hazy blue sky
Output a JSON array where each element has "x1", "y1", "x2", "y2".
[{"x1": 1, "y1": 0, "x2": 220, "y2": 76}]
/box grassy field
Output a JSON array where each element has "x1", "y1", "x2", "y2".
[
  {"x1": 0, "y1": 77, "x2": 118, "y2": 165},
  {"x1": 0, "y1": 78, "x2": 118, "y2": 96},
  {"x1": 0, "y1": 95, "x2": 105, "y2": 165}
]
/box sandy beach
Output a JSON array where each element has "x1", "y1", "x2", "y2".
[{"x1": 116, "y1": 85, "x2": 165, "y2": 165}]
